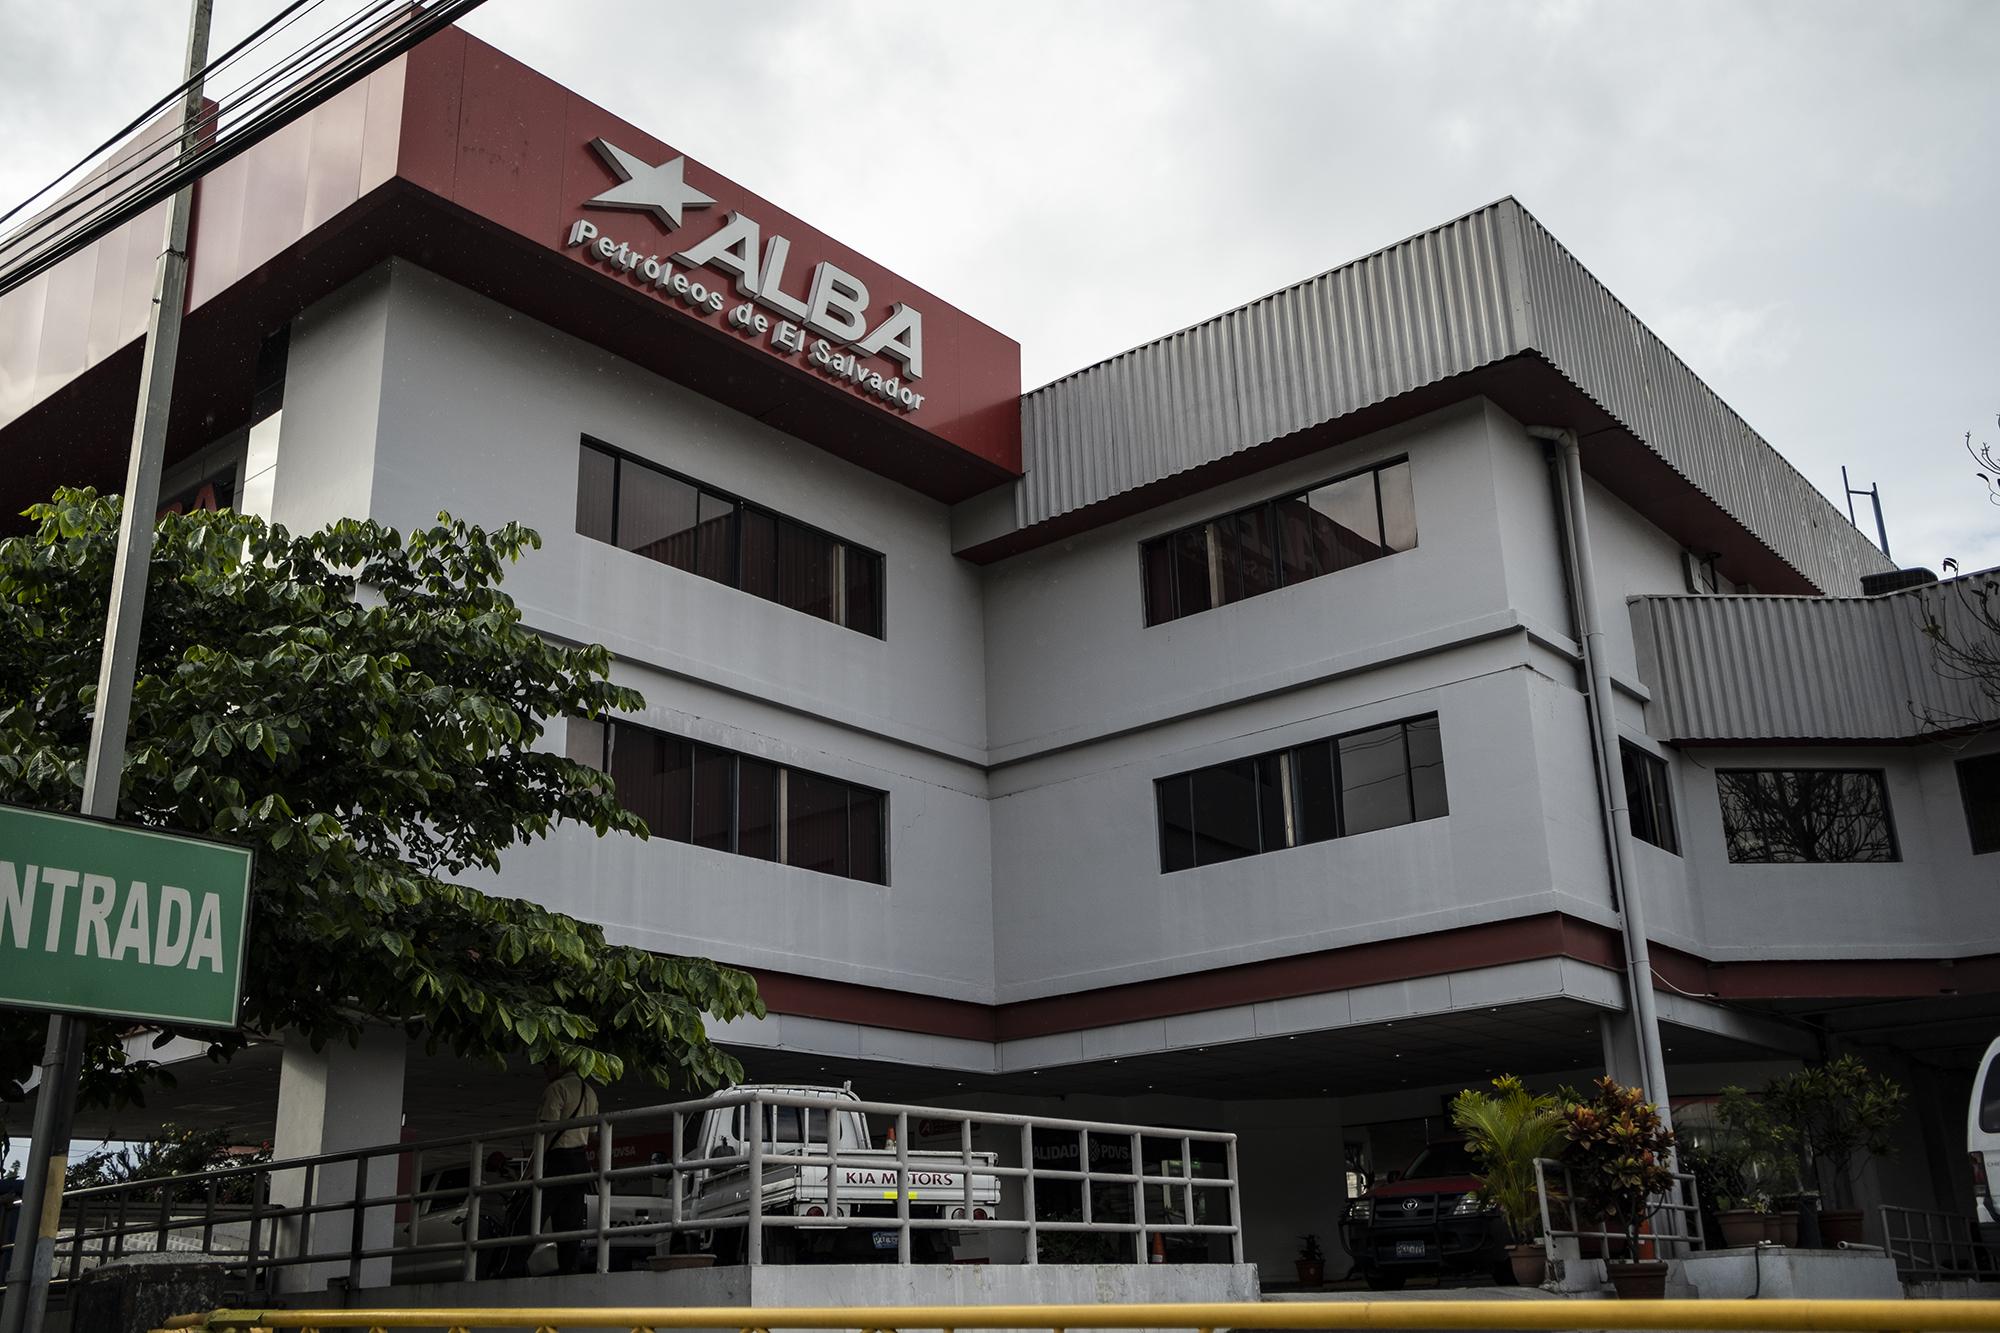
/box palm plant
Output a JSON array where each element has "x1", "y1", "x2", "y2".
[{"x1": 1450, "y1": 1075, "x2": 1566, "y2": 1243}]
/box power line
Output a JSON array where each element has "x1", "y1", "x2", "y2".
[
  {"x1": 0, "y1": 0, "x2": 322, "y2": 239},
  {"x1": 0, "y1": 0, "x2": 413, "y2": 278},
  {"x1": 0, "y1": 0, "x2": 491, "y2": 302}
]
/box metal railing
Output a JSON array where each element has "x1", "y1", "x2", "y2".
[
  {"x1": 1, "y1": 1089, "x2": 1240, "y2": 1303},
  {"x1": 1532, "y1": 1156, "x2": 1704, "y2": 1258},
  {"x1": 151, "y1": 1299, "x2": 2000, "y2": 1332},
  {"x1": 1880, "y1": 1204, "x2": 1997, "y2": 1282}
]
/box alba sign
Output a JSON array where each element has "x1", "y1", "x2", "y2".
[
  {"x1": 0, "y1": 803, "x2": 253, "y2": 1028},
  {"x1": 568, "y1": 139, "x2": 929, "y2": 414}
]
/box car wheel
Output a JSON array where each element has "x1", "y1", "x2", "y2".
[{"x1": 1364, "y1": 1270, "x2": 1406, "y2": 1291}]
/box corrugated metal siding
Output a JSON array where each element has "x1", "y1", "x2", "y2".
[
  {"x1": 1017, "y1": 200, "x2": 1524, "y2": 530},
  {"x1": 1016, "y1": 197, "x2": 1890, "y2": 596},
  {"x1": 1631, "y1": 585, "x2": 1995, "y2": 742},
  {"x1": 1512, "y1": 211, "x2": 1889, "y2": 598}
]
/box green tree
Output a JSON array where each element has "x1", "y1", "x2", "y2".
[
  {"x1": 1450, "y1": 1074, "x2": 1566, "y2": 1242},
  {"x1": 0, "y1": 489, "x2": 763, "y2": 1119},
  {"x1": 65, "y1": 1124, "x2": 271, "y2": 1197}
]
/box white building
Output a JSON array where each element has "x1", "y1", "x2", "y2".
[{"x1": 3, "y1": 25, "x2": 1993, "y2": 1281}]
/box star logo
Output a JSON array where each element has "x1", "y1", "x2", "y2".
[{"x1": 584, "y1": 138, "x2": 715, "y2": 231}]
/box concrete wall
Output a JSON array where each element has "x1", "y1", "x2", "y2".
[
  {"x1": 265, "y1": 256, "x2": 1999, "y2": 1031},
  {"x1": 316, "y1": 1262, "x2": 1258, "y2": 1333},
  {"x1": 1670, "y1": 740, "x2": 2000, "y2": 960},
  {"x1": 277, "y1": 261, "x2": 1000, "y2": 1000}
]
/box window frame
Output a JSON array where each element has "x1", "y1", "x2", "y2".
[
  {"x1": 1620, "y1": 742, "x2": 1680, "y2": 856},
  {"x1": 1155, "y1": 713, "x2": 1446, "y2": 873},
  {"x1": 1714, "y1": 767, "x2": 1900, "y2": 865},
  {"x1": 577, "y1": 437, "x2": 887, "y2": 638},
  {"x1": 1955, "y1": 752, "x2": 2000, "y2": 856},
  {"x1": 578, "y1": 717, "x2": 890, "y2": 886},
  {"x1": 1138, "y1": 457, "x2": 1414, "y2": 627}
]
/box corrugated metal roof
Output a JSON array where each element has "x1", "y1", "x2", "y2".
[
  {"x1": 1013, "y1": 197, "x2": 1888, "y2": 595},
  {"x1": 1630, "y1": 579, "x2": 1998, "y2": 742},
  {"x1": 1511, "y1": 210, "x2": 1879, "y2": 599}
]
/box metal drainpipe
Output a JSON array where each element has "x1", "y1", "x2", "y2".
[{"x1": 1529, "y1": 426, "x2": 1674, "y2": 1125}]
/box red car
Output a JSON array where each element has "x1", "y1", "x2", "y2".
[{"x1": 1341, "y1": 1139, "x2": 1511, "y2": 1289}]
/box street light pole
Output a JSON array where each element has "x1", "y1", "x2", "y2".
[{"x1": 0, "y1": 2, "x2": 212, "y2": 1330}]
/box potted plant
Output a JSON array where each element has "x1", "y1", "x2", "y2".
[
  {"x1": 1753, "y1": 1056, "x2": 1906, "y2": 1247},
  {"x1": 1679, "y1": 1131, "x2": 1770, "y2": 1248},
  {"x1": 1295, "y1": 1232, "x2": 1325, "y2": 1286},
  {"x1": 1716, "y1": 1086, "x2": 1802, "y2": 1245},
  {"x1": 1560, "y1": 1076, "x2": 1677, "y2": 1299},
  {"x1": 1451, "y1": 1074, "x2": 1565, "y2": 1286}
]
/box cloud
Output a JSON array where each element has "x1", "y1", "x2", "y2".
[{"x1": 1, "y1": 0, "x2": 1997, "y2": 576}]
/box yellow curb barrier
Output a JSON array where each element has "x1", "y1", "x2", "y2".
[{"x1": 152, "y1": 1299, "x2": 2000, "y2": 1332}]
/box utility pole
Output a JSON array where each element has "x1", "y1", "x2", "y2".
[{"x1": 0, "y1": 3, "x2": 211, "y2": 1330}]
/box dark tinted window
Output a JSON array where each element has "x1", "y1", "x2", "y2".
[
  {"x1": 609, "y1": 728, "x2": 688, "y2": 842},
  {"x1": 845, "y1": 548, "x2": 884, "y2": 638},
  {"x1": 1140, "y1": 459, "x2": 1415, "y2": 625},
  {"x1": 777, "y1": 520, "x2": 836, "y2": 623},
  {"x1": 738, "y1": 757, "x2": 779, "y2": 862},
  {"x1": 576, "y1": 446, "x2": 616, "y2": 543},
  {"x1": 1274, "y1": 495, "x2": 1320, "y2": 586},
  {"x1": 618, "y1": 462, "x2": 701, "y2": 572},
  {"x1": 770, "y1": 1105, "x2": 832, "y2": 1145},
  {"x1": 740, "y1": 506, "x2": 777, "y2": 600},
  {"x1": 1407, "y1": 715, "x2": 1448, "y2": 821},
  {"x1": 848, "y1": 788, "x2": 886, "y2": 886},
  {"x1": 1716, "y1": 769, "x2": 1896, "y2": 864},
  {"x1": 788, "y1": 770, "x2": 849, "y2": 878},
  {"x1": 1622, "y1": 744, "x2": 1679, "y2": 854},
  {"x1": 694, "y1": 490, "x2": 737, "y2": 581},
  {"x1": 1158, "y1": 774, "x2": 1197, "y2": 872},
  {"x1": 1189, "y1": 760, "x2": 1264, "y2": 866},
  {"x1": 576, "y1": 442, "x2": 884, "y2": 637},
  {"x1": 1157, "y1": 715, "x2": 1446, "y2": 872},
  {"x1": 587, "y1": 720, "x2": 886, "y2": 884},
  {"x1": 1308, "y1": 471, "x2": 1382, "y2": 572},
  {"x1": 1221, "y1": 506, "x2": 1279, "y2": 604},
  {"x1": 1293, "y1": 741, "x2": 1339, "y2": 845},
  {"x1": 1142, "y1": 539, "x2": 1177, "y2": 626},
  {"x1": 1340, "y1": 723, "x2": 1413, "y2": 835},
  {"x1": 1957, "y1": 753, "x2": 2000, "y2": 855},
  {"x1": 690, "y1": 744, "x2": 734, "y2": 852},
  {"x1": 1172, "y1": 526, "x2": 1212, "y2": 619}
]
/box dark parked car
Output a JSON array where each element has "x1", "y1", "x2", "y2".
[{"x1": 1341, "y1": 1139, "x2": 1510, "y2": 1289}]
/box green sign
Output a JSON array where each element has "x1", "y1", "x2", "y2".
[{"x1": 0, "y1": 803, "x2": 253, "y2": 1028}]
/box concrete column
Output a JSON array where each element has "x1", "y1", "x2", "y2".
[
  {"x1": 268, "y1": 1027, "x2": 407, "y2": 1292},
  {"x1": 1599, "y1": 1010, "x2": 1648, "y2": 1091}
]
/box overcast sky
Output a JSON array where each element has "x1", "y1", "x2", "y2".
[{"x1": 3, "y1": 0, "x2": 1997, "y2": 576}]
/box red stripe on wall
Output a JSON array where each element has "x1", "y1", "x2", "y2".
[{"x1": 746, "y1": 914, "x2": 2000, "y2": 1044}]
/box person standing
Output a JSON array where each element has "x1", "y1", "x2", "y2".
[{"x1": 535, "y1": 1057, "x2": 599, "y2": 1275}]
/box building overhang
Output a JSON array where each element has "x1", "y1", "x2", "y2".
[
  {"x1": 952, "y1": 199, "x2": 1892, "y2": 598},
  {"x1": 1631, "y1": 572, "x2": 2000, "y2": 742}
]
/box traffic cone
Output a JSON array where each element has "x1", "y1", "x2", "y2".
[{"x1": 1150, "y1": 1232, "x2": 1165, "y2": 1263}]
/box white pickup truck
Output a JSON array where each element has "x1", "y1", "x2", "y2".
[{"x1": 691, "y1": 1084, "x2": 1002, "y2": 1263}]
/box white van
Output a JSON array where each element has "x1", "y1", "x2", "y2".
[{"x1": 1968, "y1": 1035, "x2": 2000, "y2": 1240}]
